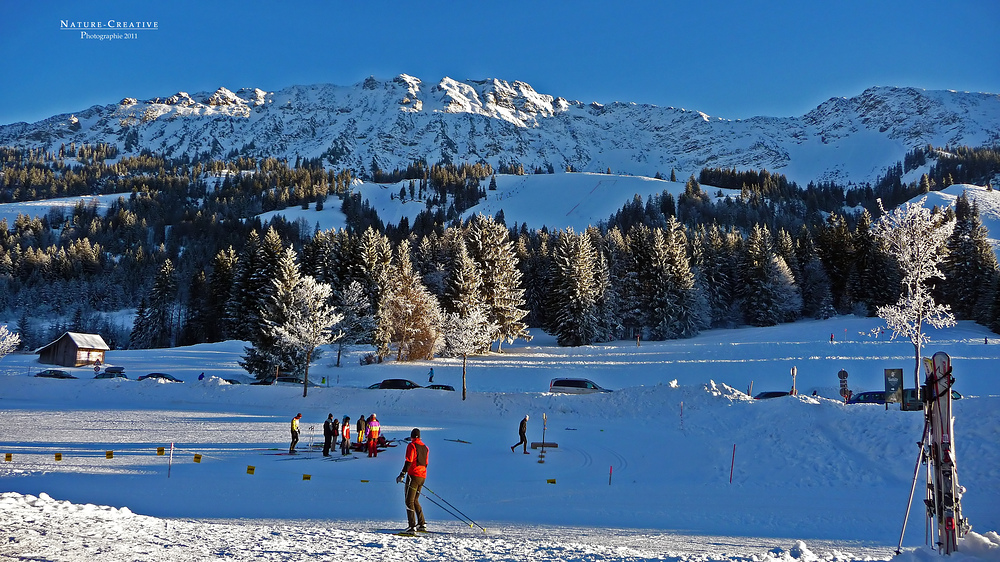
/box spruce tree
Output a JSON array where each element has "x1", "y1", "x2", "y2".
[
  {"x1": 942, "y1": 194, "x2": 999, "y2": 321},
  {"x1": 547, "y1": 228, "x2": 599, "y2": 346},
  {"x1": 466, "y1": 215, "x2": 531, "y2": 352},
  {"x1": 374, "y1": 240, "x2": 443, "y2": 361}
]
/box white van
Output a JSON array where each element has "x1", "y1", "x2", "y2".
[{"x1": 548, "y1": 378, "x2": 612, "y2": 394}]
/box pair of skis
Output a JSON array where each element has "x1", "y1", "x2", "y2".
[{"x1": 898, "y1": 351, "x2": 970, "y2": 555}]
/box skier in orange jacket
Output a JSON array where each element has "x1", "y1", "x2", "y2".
[{"x1": 396, "y1": 428, "x2": 428, "y2": 533}]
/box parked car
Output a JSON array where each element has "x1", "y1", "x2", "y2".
[
  {"x1": 901, "y1": 388, "x2": 964, "y2": 411},
  {"x1": 369, "y1": 379, "x2": 421, "y2": 390},
  {"x1": 753, "y1": 391, "x2": 790, "y2": 400},
  {"x1": 223, "y1": 378, "x2": 242, "y2": 385},
  {"x1": 548, "y1": 378, "x2": 612, "y2": 394},
  {"x1": 95, "y1": 368, "x2": 128, "y2": 379},
  {"x1": 35, "y1": 369, "x2": 77, "y2": 379},
  {"x1": 426, "y1": 384, "x2": 455, "y2": 391},
  {"x1": 137, "y1": 372, "x2": 183, "y2": 383},
  {"x1": 848, "y1": 391, "x2": 886, "y2": 404},
  {"x1": 274, "y1": 376, "x2": 320, "y2": 387}
]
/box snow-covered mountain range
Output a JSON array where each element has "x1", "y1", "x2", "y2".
[{"x1": 2, "y1": 75, "x2": 998, "y2": 185}]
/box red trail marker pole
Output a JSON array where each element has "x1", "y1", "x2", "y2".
[
  {"x1": 609, "y1": 465, "x2": 613, "y2": 485},
  {"x1": 729, "y1": 444, "x2": 736, "y2": 484}
]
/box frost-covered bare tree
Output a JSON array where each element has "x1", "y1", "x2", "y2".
[
  {"x1": 442, "y1": 306, "x2": 496, "y2": 400},
  {"x1": 0, "y1": 325, "x2": 21, "y2": 360},
  {"x1": 270, "y1": 275, "x2": 343, "y2": 398},
  {"x1": 872, "y1": 197, "x2": 955, "y2": 389}
]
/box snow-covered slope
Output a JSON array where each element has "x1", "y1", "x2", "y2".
[
  {"x1": 1, "y1": 317, "x2": 999, "y2": 561},
  {"x1": 2, "y1": 76, "x2": 997, "y2": 185}
]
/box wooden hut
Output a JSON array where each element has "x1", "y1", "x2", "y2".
[{"x1": 36, "y1": 332, "x2": 110, "y2": 367}]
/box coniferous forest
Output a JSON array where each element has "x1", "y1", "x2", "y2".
[{"x1": 1, "y1": 142, "x2": 999, "y2": 380}]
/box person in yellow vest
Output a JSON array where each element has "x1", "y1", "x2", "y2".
[
  {"x1": 357, "y1": 413, "x2": 367, "y2": 446},
  {"x1": 289, "y1": 413, "x2": 302, "y2": 454}
]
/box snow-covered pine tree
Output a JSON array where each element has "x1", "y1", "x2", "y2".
[
  {"x1": 694, "y1": 225, "x2": 737, "y2": 328},
  {"x1": 547, "y1": 228, "x2": 600, "y2": 346},
  {"x1": 816, "y1": 213, "x2": 856, "y2": 313},
  {"x1": 128, "y1": 298, "x2": 150, "y2": 349},
  {"x1": 357, "y1": 227, "x2": 393, "y2": 314},
  {"x1": 270, "y1": 275, "x2": 343, "y2": 397},
  {"x1": 872, "y1": 197, "x2": 956, "y2": 389},
  {"x1": 442, "y1": 236, "x2": 488, "y2": 331},
  {"x1": 516, "y1": 230, "x2": 552, "y2": 331},
  {"x1": 225, "y1": 230, "x2": 262, "y2": 342},
  {"x1": 130, "y1": 259, "x2": 178, "y2": 348},
  {"x1": 851, "y1": 210, "x2": 899, "y2": 316},
  {"x1": 179, "y1": 271, "x2": 209, "y2": 345},
  {"x1": 14, "y1": 310, "x2": 33, "y2": 351},
  {"x1": 647, "y1": 218, "x2": 709, "y2": 339},
  {"x1": 374, "y1": 240, "x2": 443, "y2": 361},
  {"x1": 466, "y1": 214, "x2": 531, "y2": 352},
  {"x1": 206, "y1": 247, "x2": 237, "y2": 342},
  {"x1": 942, "y1": 193, "x2": 998, "y2": 322},
  {"x1": 797, "y1": 234, "x2": 836, "y2": 319},
  {"x1": 241, "y1": 247, "x2": 308, "y2": 382},
  {"x1": 586, "y1": 226, "x2": 619, "y2": 343},
  {"x1": 622, "y1": 224, "x2": 654, "y2": 339},
  {"x1": 331, "y1": 280, "x2": 375, "y2": 367},
  {"x1": 739, "y1": 224, "x2": 792, "y2": 327}
]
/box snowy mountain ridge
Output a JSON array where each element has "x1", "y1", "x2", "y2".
[{"x1": 1, "y1": 75, "x2": 998, "y2": 185}]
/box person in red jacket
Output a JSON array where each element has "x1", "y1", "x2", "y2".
[
  {"x1": 366, "y1": 413, "x2": 381, "y2": 457},
  {"x1": 396, "y1": 428, "x2": 428, "y2": 533},
  {"x1": 340, "y1": 416, "x2": 351, "y2": 456}
]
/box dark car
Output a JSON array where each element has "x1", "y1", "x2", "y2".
[
  {"x1": 35, "y1": 369, "x2": 77, "y2": 379},
  {"x1": 95, "y1": 367, "x2": 127, "y2": 379},
  {"x1": 426, "y1": 384, "x2": 455, "y2": 391},
  {"x1": 753, "y1": 391, "x2": 790, "y2": 400},
  {"x1": 901, "y1": 388, "x2": 964, "y2": 410},
  {"x1": 137, "y1": 372, "x2": 183, "y2": 383},
  {"x1": 848, "y1": 391, "x2": 886, "y2": 404},
  {"x1": 370, "y1": 379, "x2": 421, "y2": 390}
]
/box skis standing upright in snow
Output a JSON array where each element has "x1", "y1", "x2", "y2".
[{"x1": 921, "y1": 351, "x2": 971, "y2": 554}]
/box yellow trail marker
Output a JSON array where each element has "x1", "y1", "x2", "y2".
[
  {"x1": 54, "y1": 453, "x2": 62, "y2": 461},
  {"x1": 3, "y1": 453, "x2": 11, "y2": 462},
  {"x1": 157, "y1": 447, "x2": 165, "y2": 456},
  {"x1": 360, "y1": 479, "x2": 369, "y2": 483},
  {"x1": 193, "y1": 454, "x2": 202, "y2": 463},
  {"x1": 302, "y1": 474, "x2": 311, "y2": 481},
  {"x1": 247, "y1": 466, "x2": 255, "y2": 475},
  {"x1": 105, "y1": 451, "x2": 114, "y2": 459},
  {"x1": 546, "y1": 479, "x2": 556, "y2": 484}
]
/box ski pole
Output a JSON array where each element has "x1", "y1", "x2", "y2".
[
  {"x1": 422, "y1": 486, "x2": 486, "y2": 532},
  {"x1": 897, "y1": 419, "x2": 929, "y2": 554},
  {"x1": 419, "y1": 493, "x2": 473, "y2": 528}
]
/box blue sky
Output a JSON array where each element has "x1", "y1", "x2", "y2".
[{"x1": 1, "y1": 0, "x2": 997, "y2": 125}]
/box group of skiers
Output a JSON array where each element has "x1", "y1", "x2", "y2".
[
  {"x1": 288, "y1": 412, "x2": 386, "y2": 457},
  {"x1": 287, "y1": 410, "x2": 530, "y2": 534}
]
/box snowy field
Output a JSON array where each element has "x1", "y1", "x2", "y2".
[{"x1": 2, "y1": 316, "x2": 999, "y2": 561}]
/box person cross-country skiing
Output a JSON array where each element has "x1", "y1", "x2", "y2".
[
  {"x1": 366, "y1": 413, "x2": 381, "y2": 458},
  {"x1": 428, "y1": 368, "x2": 434, "y2": 383},
  {"x1": 340, "y1": 416, "x2": 351, "y2": 456},
  {"x1": 323, "y1": 414, "x2": 336, "y2": 457},
  {"x1": 289, "y1": 413, "x2": 302, "y2": 454},
  {"x1": 396, "y1": 428, "x2": 428, "y2": 534},
  {"x1": 511, "y1": 414, "x2": 529, "y2": 454}
]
